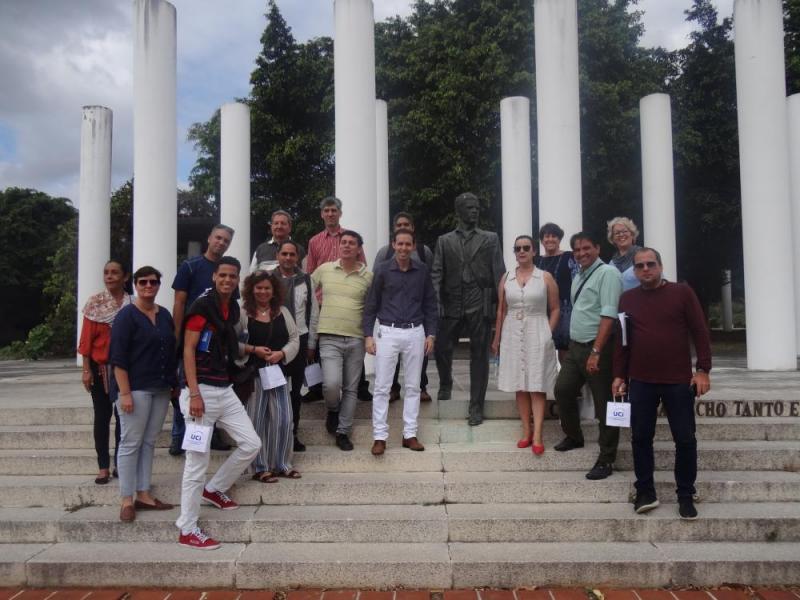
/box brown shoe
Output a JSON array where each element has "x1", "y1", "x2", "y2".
[
  {"x1": 402, "y1": 437, "x2": 425, "y2": 451},
  {"x1": 419, "y1": 389, "x2": 432, "y2": 402},
  {"x1": 120, "y1": 504, "x2": 136, "y2": 522},
  {"x1": 371, "y1": 440, "x2": 386, "y2": 456},
  {"x1": 134, "y1": 498, "x2": 174, "y2": 511}
]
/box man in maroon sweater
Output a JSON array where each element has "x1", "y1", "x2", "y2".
[{"x1": 612, "y1": 247, "x2": 711, "y2": 520}]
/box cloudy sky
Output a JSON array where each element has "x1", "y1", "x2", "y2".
[{"x1": 0, "y1": 0, "x2": 733, "y2": 207}]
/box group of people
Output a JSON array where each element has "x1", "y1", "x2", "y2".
[
  {"x1": 492, "y1": 217, "x2": 712, "y2": 521},
  {"x1": 77, "y1": 192, "x2": 713, "y2": 552}
]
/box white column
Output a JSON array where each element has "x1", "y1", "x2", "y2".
[
  {"x1": 220, "y1": 102, "x2": 251, "y2": 275},
  {"x1": 77, "y1": 106, "x2": 113, "y2": 360},
  {"x1": 535, "y1": 0, "x2": 582, "y2": 246},
  {"x1": 640, "y1": 93, "x2": 677, "y2": 282},
  {"x1": 133, "y1": 0, "x2": 177, "y2": 307},
  {"x1": 721, "y1": 269, "x2": 734, "y2": 332},
  {"x1": 334, "y1": 0, "x2": 377, "y2": 263},
  {"x1": 734, "y1": 0, "x2": 797, "y2": 369},
  {"x1": 787, "y1": 94, "x2": 800, "y2": 351},
  {"x1": 500, "y1": 97, "x2": 533, "y2": 269},
  {"x1": 376, "y1": 99, "x2": 390, "y2": 253}
]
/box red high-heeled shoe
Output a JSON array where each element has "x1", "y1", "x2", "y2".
[
  {"x1": 532, "y1": 443, "x2": 545, "y2": 455},
  {"x1": 517, "y1": 437, "x2": 533, "y2": 449}
]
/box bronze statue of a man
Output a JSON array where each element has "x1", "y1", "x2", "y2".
[{"x1": 431, "y1": 192, "x2": 506, "y2": 425}]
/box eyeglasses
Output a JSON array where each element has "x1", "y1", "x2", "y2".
[
  {"x1": 634, "y1": 261, "x2": 658, "y2": 270},
  {"x1": 136, "y1": 278, "x2": 161, "y2": 286},
  {"x1": 513, "y1": 245, "x2": 532, "y2": 253},
  {"x1": 612, "y1": 230, "x2": 630, "y2": 237}
]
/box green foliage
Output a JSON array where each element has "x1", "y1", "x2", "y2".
[
  {"x1": 110, "y1": 180, "x2": 133, "y2": 270},
  {"x1": 786, "y1": 0, "x2": 800, "y2": 93},
  {"x1": 670, "y1": 0, "x2": 741, "y2": 306},
  {"x1": 0, "y1": 187, "x2": 76, "y2": 346}
]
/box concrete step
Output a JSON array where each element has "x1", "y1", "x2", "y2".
[
  {"x1": 3, "y1": 502, "x2": 798, "y2": 544},
  {"x1": 1, "y1": 504, "x2": 450, "y2": 544},
  {"x1": 4, "y1": 541, "x2": 798, "y2": 588},
  {"x1": 4, "y1": 417, "x2": 799, "y2": 449},
  {"x1": 439, "y1": 440, "x2": 800, "y2": 472},
  {"x1": 0, "y1": 472, "x2": 446, "y2": 508},
  {"x1": 3, "y1": 394, "x2": 799, "y2": 426},
  {"x1": 2, "y1": 440, "x2": 798, "y2": 475},
  {"x1": 443, "y1": 470, "x2": 800, "y2": 504},
  {"x1": 448, "y1": 541, "x2": 800, "y2": 587},
  {"x1": 2, "y1": 470, "x2": 798, "y2": 509}
]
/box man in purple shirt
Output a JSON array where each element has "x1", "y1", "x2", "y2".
[
  {"x1": 612, "y1": 247, "x2": 711, "y2": 520},
  {"x1": 363, "y1": 228, "x2": 438, "y2": 455}
]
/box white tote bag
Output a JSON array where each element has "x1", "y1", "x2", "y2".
[
  {"x1": 182, "y1": 418, "x2": 213, "y2": 453},
  {"x1": 605, "y1": 394, "x2": 631, "y2": 428},
  {"x1": 259, "y1": 364, "x2": 287, "y2": 390}
]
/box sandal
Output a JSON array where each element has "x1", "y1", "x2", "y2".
[
  {"x1": 95, "y1": 474, "x2": 111, "y2": 485},
  {"x1": 252, "y1": 471, "x2": 279, "y2": 483},
  {"x1": 278, "y1": 469, "x2": 302, "y2": 479}
]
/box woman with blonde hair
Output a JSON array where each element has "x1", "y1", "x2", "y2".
[{"x1": 607, "y1": 216, "x2": 642, "y2": 290}]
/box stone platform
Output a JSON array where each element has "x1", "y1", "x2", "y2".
[{"x1": 0, "y1": 356, "x2": 798, "y2": 588}]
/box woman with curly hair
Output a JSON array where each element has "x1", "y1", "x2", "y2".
[{"x1": 237, "y1": 270, "x2": 300, "y2": 482}]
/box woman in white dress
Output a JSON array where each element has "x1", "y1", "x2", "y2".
[{"x1": 491, "y1": 235, "x2": 560, "y2": 455}]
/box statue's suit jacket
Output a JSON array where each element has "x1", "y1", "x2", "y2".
[{"x1": 431, "y1": 228, "x2": 506, "y2": 320}]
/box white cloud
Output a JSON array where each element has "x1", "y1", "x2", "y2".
[{"x1": 0, "y1": 0, "x2": 737, "y2": 206}]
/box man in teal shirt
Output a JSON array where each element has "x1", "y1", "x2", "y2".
[{"x1": 554, "y1": 231, "x2": 622, "y2": 480}]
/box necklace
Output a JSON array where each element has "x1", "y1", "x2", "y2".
[{"x1": 257, "y1": 308, "x2": 270, "y2": 317}]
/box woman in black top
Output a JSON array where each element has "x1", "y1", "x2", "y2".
[
  {"x1": 534, "y1": 223, "x2": 579, "y2": 360},
  {"x1": 237, "y1": 270, "x2": 300, "y2": 482}
]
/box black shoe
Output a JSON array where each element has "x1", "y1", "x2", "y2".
[
  {"x1": 293, "y1": 437, "x2": 306, "y2": 452},
  {"x1": 634, "y1": 492, "x2": 660, "y2": 514},
  {"x1": 437, "y1": 386, "x2": 452, "y2": 401},
  {"x1": 326, "y1": 411, "x2": 339, "y2": 434},
  {"x1": 302, "y1": 390, "x2": 322, "y2": 403},
  {"x1": 585, "y1": 461, "x2": 613, "y2": 480},
  {"x1": 358, "y1": 387, "x2": 373, "y2": 402},
  {"x1": 389, "y1": 387, "x2": 401, "y2": 403},
  {"x1": 112, "y1": 468, "x2": 118, "y2": 479},
  {"x1": 169, "y1": 439, "x2": 185, "y2": 456},
  {"x1": 554, "y1": 437, "x2": 584, "y2": 452},
  {"x1": 679, "y1": 498, "x2": 698, "y2": 520},
  {"x1": 468, "y1": 416, "x2": 483, "y2": 426},
  {"x1": 336, "y1": 433, "x2": 354, "y2": 451}
]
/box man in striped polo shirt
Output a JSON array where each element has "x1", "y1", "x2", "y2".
[{"x1": 311, "y1": 230, "x2": 373, "y2": 451}]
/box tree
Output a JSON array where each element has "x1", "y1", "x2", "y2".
[
  {"x1": 0, "y1": 188, "x2": 76, "y2": 346},
  {"x1": 786, "y1": 0, "x2": 800, "y2": 93},
  {"x1": 669, "y1": 0, "x2": 741, "y2": 308}
]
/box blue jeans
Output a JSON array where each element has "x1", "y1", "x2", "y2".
[
  {"x1": 171, "y1": 397, "x2": 185, "y2": 443},
  {"x1": 116, "y1": 389, "x2": 171, "y2": 497},
  {"x1": 629, "y1": 379, "x2": 697, "y2": 499}
]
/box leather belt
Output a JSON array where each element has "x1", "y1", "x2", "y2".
[{"x1": 379, "y1": 320, "x2": 421, "y2": 329}]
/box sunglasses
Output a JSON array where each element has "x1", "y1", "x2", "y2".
[
  {"x1": 634, "y1": 261, "x2": 658, "y2": 270},
  {"x1": 513, "y1": 244, "x2": 532, "y2": 253},
  {"x1": 136, "y1": 278, "x2": 161, "y2": 286}
]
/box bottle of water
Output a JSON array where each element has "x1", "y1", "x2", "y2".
[{"x1": 490, "y1": 355, "x2": 500, "y2": 380}]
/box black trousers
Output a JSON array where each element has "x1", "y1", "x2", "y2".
[
  {"x1": 435, "y1": 311, "x2": 492, "y2": 420},
  {"x1": 89, "y1": 361, "x2": 120, "y2": 470},
  {"x1": 629, "y1": 379, "x2": 697, "y2": 499},
  {"x1": 287, "y1": 333, "x2": 309, "y2": 437},
  {"x1": 554, "y1": 340, "x2": 619, "y2": 464}
]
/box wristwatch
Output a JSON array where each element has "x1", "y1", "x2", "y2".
[{"x1": 590, "y1": 347, "x2": 600, "y2": 355}]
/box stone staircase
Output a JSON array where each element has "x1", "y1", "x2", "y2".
[{"x1": 1, "y1": 359, "x2": 799, "y2": 589}]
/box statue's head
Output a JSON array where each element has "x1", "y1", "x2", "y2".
[{"x1": 454, "y1": 192, "x2": 480, "y2": 226}]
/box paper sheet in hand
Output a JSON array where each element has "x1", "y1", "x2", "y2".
[
  {"x1": 304, "y1": 363, "x2": 323, "y2": 387},
  {"x1": 259, "y1": 364, "x2": 287, "y2": 390}
]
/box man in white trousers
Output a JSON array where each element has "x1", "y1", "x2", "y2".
[
  {"x1": 175, "y1": 256, "x2": 261, "y2": 550},
  {"x1": 363, "y1": 229, "x2": 438, "y2": 455}
]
